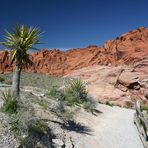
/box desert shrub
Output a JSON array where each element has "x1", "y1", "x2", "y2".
[
  {"x1": 141, "y1": 104, "x2": 148, "y2": 113},
  {"x1": 48, "y1": 79, "x2": 96, "y2": 112},
  {"x1": 20, "y1": 136, "x2": 35, "y2": 148},
  {"x1": 48, "y1": 86, "x2": 57, "y2": 97},
  {"x1": 83, "y1": 97, "x2": 96, "y2": 113},
  {"x1": 10, "y1": 109, "x2": 50, "y2": 146},
  {"x1": 48, "y1": 86, "x2": 65, "y2": 101},
  {"x1": 0, "y1": 77, "x2": 5, "y2": 83},
  {"x1": 61, "y1": 79, "x2": 89, "y2": 106},
  {"x1": 32, "y1": 99, "x2": 48, "y2": 110},
  {"x1": 29, "y1": 119, "x2": 48, "y2": 135},
  {"x1": 9, "y1": 104, "x2": 35, "y2": 138},
  {"x1": 63, "y1": 90, "x2": 82, "y2": 106},
  {"x1": 1, "y1": 89, "x2": 18, "y2": 114},
  {"x1": 10, "y1": 115, "x2": 22, "y2": 137},
  {"x1": 19, "y1": 119, "x2": 50, "y2": 147}
]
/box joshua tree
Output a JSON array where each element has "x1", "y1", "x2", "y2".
[{"x1": 1, "y1": 25, "x2": 41, "y2": 98}]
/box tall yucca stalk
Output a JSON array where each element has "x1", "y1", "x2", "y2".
[{"x1": 1, "y1": 24, "x2": 42, "y2": 98}]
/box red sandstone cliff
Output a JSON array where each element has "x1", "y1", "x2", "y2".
[{"x1": 0, "y1": 27, "x2": 148, "y2": 76}]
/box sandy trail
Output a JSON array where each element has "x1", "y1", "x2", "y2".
[{"x1": 74, "y1": 104, "x2": 144, "y2": 148}]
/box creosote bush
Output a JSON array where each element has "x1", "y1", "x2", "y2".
[{"x1": 1, "y1": 89, "x2": 18, "y2": 114}]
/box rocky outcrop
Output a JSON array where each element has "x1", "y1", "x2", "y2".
[
  {"x1": 65, "y1": 65, "x2": 148, "y2": 107},
  {"x1": 103, "y1": 26, "x2": 148, "y2": 65},
  {"x1": 0, "y1": 27, "x2": 148, "y2": 76}
]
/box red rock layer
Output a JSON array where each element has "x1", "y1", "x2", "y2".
[{"x1": 0, "y1": 27, "x2": 148, "y2": 76}]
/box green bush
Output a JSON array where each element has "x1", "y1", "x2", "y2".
[
  {"x1": 83, "y1": 98, "x2": 96, "y2": 113},
  {"x1": 10, "y1": 116, "x2": 22, "y2": 137},
  {"x1": 30, "y1": 119, "x2": 48, "y2": 135},
  {"x1": 1, "y1": 89, "x2": 18, "y2": 114},
  {"x1": 32, "y1": 99, "x2": 48, "y2": 110},
  {"x1": 47, "y1": 79, "x2": 96, "y2": 112},
  {"x1": 59, "y1": 79, "x2": 88, "y2": 106},
  {"x1": 47, "y1": 86, "x2": 65, "y2": 101},
  {"x1": 48, "y1": 86, "x2": 57, "y2": 97},
  {"x1": 0, "y1": 77, "x2": 5, "y2": 83},
  {"x1": 20, "y1": 136, "x2": 35, "y2": 148},
  {"x1": 63, "y1": 90, "x2": 81, "y2": 106}
]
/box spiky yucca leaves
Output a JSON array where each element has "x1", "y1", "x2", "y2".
[
  {"x1": 1, "y1": 89, "x2": 18, "y2": 114},
  {"x1": 68, "y1": 79, "x2": 88, "y2": 102},
  {"x1": 1, "y1": 24, "x2": 41, "y2": 68},
  {"x1": 1, "y1": 24, "x2": 42, "y2": 98}
]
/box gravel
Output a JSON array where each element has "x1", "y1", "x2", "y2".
[{"x1": 0, "y1": 112, "x2": 19, "y2": 148}]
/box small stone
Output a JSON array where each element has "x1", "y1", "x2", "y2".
[{"x1": 52, "y1": 138, "x2": 64, "y2": 146}]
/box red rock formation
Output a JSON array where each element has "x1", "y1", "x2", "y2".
[
  {"x1": 0, "y1": 27, "x2": 148, "y2": 76},
  {"x1": 65, "y1": 65, "x2": 148, "y2": 107}
]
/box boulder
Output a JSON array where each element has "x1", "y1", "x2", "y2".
[{"x1": 118, "y1": 71, "x2": 140, "y2": 89}]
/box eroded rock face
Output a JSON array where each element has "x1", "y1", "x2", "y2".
[
  {"x1": 0, "y1": 27, "x2": 148, "y2": 76},
  {"x1": 65, "y1": 65, "x2": 148, "y2": 107},
  {"x1": 103, "y1": 27, "x2": 148, "y2": 65}
]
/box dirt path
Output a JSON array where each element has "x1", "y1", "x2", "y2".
[{"x1": 74, "y1": 104, "x2": 144, "y2": 148}]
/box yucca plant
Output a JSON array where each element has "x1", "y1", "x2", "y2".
[
  {"x1": 68, "y1": 79, "x2": 88, "y2": 102},
  {"x1": 1, "y1": 24, "x2": 42, "y2": 98},
  {"x1": 1, "y1": 89, "x2": 18, "y2": 114}
]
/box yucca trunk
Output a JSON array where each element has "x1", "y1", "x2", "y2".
[{"x1": 12, "y1": 64, "x2": 21, "y2": 98}]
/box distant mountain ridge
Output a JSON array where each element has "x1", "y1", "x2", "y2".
[{"x1": 0, "y1": 26, "x2": 148, "y2": 76}]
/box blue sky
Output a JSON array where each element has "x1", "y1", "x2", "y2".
[{"x1": 0, "y1": 0, "x2": 148, "y2": 50}]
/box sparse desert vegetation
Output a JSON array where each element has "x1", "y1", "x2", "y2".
[
  {"x1": 47, "y1": 79, "x2": 96, "y2": 112},
  {"x1": 0, "y1": 72, "x2": 97, "y2": 147},
  {"x1": 1, "y1": 72, "x2": 68, "y2": 89}
]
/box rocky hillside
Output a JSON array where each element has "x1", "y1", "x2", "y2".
[
  {"x1": 0, "y1": 27, "x2": 148, "y2": 76},
  {"x1": 65, "y1": 64, "x2": 148, "y2": 107}
]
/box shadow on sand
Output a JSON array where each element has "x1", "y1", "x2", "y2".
[
  {"x1": 63, "y1": 120, "x2": 93, "y2": 135},
  {"x1": 49, "y1": 119, "x2": 93, "y2": 135}
]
